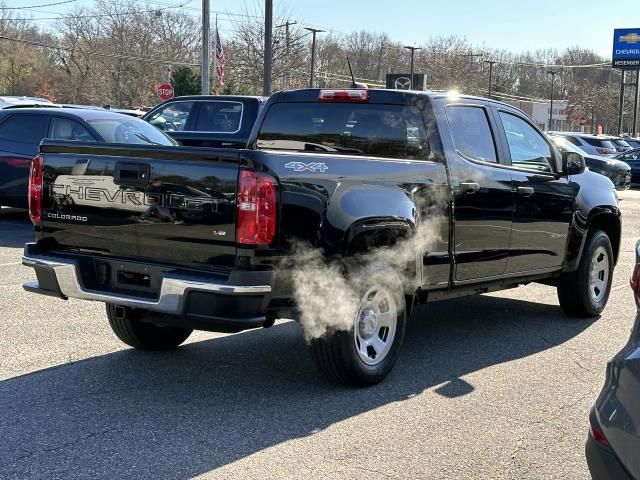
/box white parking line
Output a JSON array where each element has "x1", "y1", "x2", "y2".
[{"x1": 0, "y1": 262, "x2": 20, "y2": 267}]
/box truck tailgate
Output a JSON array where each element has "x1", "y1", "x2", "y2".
[{"x1": 39, "y1": 142, "x2": 242, "y2": 269}]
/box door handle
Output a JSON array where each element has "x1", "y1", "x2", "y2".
[
  {"x1": 114, "y1": 162, "x2": 150, "y2": 187},
  {"x1": 517, "y1": 186, "x2": 534, "y2": 197},
  {"x1": 459, "y1": 182, "x2": 480, "y2": 194}
]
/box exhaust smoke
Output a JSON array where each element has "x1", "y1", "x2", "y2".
[{"x1": 288, "y1": 194, "x2": 448, "y2": 341}]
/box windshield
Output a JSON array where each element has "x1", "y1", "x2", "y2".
[
  {"x1": 87, "y1": 118, "x2": 178, "y2": 145},
  {"x1": 257, "y1": 102, "x2": 430, "y2": 160},
  {"x1": 583, "y1": 137, "x2": 615, "y2": 149},
  {"x1": 611, "y1": 139, "x2": 631, "y2": 148},
  {"x1": 550, "y1": 136, "x2": 586, "y2": 155}
]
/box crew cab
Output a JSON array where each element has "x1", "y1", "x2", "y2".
[
  {"x1": 22, "y1": 89, "x2": 621, "y2": 386},
  {"x1": 143, "y1": 95, "x2": 266, "y2": 148}
]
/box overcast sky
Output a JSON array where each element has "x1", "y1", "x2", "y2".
[{"x1": 11, "y1": 0, "x2": 636, "y2": 57}]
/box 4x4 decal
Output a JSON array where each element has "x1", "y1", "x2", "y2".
[{"x1": 284, "y1": 161, "x2": 329, "y2": 173}]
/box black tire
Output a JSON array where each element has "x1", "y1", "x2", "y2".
[
  {"x1": 309, "y1": 263, "x2": 407, "y2": 387},
  {"x1": 557, "y1": 229, "x2": 614, "y2": 317},
  {"x1": 106, "y1": 304, "x2": 192, "y2": 351}
]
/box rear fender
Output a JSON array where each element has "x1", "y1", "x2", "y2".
[{"x1": 564, "y1": 206, "x2": 621, "y2": 271}]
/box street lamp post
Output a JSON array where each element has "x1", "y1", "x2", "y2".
[
  {"x1": 304, "y1": 27, "x2": 325, "y2": 88},
  {"x1": 404, "y1": 46, "x2": 421, "y2": 89},
  {"x1": 276, "y1": 20, "x2": 297, "y2": 90},
  {"x1": 484, "y1": 60, "x2": 497, "y2": 99},
  {"x1": 548, "y1": 70, "x2": 558, "y2": 131}
]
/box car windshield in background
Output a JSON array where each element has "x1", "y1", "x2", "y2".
[
  {"x1": 583, "y1": 137, "x2": 615, "y2": 149},
  {"x1": 256, "y1": 103, "x2": 430, "y2": 160},
  {"x1": 87, "y1": 118, "x2": 177, "y2": 145}
]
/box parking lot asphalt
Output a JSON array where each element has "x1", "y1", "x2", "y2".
[{"x1": 1, "y1": 191, "x2": 639, "y2": 480}]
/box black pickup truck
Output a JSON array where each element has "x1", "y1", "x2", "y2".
[
  {"x1": 22, "y1": 88, "x2": 621, "y2": 386},
  {"x1": 142, "y1": 95, "x2": 266, "y2": 148}
]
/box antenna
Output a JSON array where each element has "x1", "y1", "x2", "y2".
[
  {"x1": 346, "y1": 58, "x2": 367, "y2": 89},
  {"x1": 347, "y1": 58, "x2": 357, "y2": 88}
]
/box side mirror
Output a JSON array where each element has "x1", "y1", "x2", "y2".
[{"x1": 562, "y1": 151, "x2": 585, "y2": 175}]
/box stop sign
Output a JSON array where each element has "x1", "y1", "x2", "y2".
[
  {"x1": 579, "y1": 116, "x2": 587, "y2": 126},
  {"x1": 156, "y1": 83, "x2": 174, "y2": 100}
]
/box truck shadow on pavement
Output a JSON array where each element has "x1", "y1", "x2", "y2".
[
  {"x1": 0, "y1": 294, "x2": 595, "y2": 479},
  {"x1": 0, "y1": 209, "x2": 33, "y2": 248}
]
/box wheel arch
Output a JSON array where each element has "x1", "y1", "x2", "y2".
[
  {"x1": 565, "y1": 206, "x2": 621, "y2": 271},
  {"x1": 589, "y1": 210, "x2": 621, "y2": 263}
]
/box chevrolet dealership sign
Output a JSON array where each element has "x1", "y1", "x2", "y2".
[{"x1": 612, "y1": 28, "x2": 640, "y2": 69}]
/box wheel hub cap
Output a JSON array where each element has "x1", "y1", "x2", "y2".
[
  {"x1": 353, "y1": 286, "x2": 398, "y2": 366},
  {"x1": 589, "y1": 246, "x2": 610, "y2": 304},
  {"x1": 358, "y1": 308, "x2": 377, "y2": 339}
]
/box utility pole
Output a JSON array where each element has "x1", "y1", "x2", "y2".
[
  {"x1": 304, "y1": 27, "x2": 324, "y2": 88},
  {"x1": 263, "y1": 0, "x2": 273, "y2": 96},
  {"x1": 277, "y1": 20, "x2": 296, "y2": 90},
  {"x1": 548, "y1": 70, "x2": 557, "y2": 131},
  {"x1": 201, "y1": 0, "x2": 210, "y2": 95},
  {"x1": 404, "y1": 46, "x2": 422, "y2": 89},
  {"x1": 212, "y1": 15, "x2": 218, "y2": 93},
  {"x1": 634, "y1": 70, "x2": 640, "y2": 136},
  {"x1": 484, "y1": 60, "x2": 497, "y2": 99},
  {"x1": 618, "y1": 70, "x2": 626, "y2": 135}
]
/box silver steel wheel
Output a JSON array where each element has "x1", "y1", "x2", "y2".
[
  {"x1": 589, "y1": 245, "x2": 610, "y2": 304},
  {"x1": 353, "y1": 285, "x2": 398, "y2": 366}
]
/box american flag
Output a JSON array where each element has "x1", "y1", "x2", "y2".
[{"x1": 215, "y1": 26, "x2": 225, "y2": 87}]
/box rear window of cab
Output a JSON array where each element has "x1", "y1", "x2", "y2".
[{"x1": 256, "y1": 102, "x2": 430, "y2": 160}]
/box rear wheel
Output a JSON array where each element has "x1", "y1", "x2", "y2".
[
  {"x1": 106, "y1": 304, "x2": 192, "y2": 350},
  {"x1": 309, "y1": 264, "x2": 406, "y2": 387},
  {"x1": 557, "y1": 229, "x2": 614, "y2": 317}
]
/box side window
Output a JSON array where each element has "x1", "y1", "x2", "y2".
[
  {"x1": 49, "y1": 117, "x2": 96, "y2": 142},
  {"x1": 446, "y1": 106, "x2": 497, "y2": 163},
  {"x1": 195, "y1": 102, "x2": 243, "y2": 132},
  {"x1": 147, "y1": 102, "x2": 195, "y2": 132},
  {"x1": 0, "y1": 114, "x2": 48, "y2": 147},
  {"x1": 498, "y1": 111, "x2": 553, "y2": 173},
  {"x1": 566, "y1": 136, "x2": 582, "y2": 146}
]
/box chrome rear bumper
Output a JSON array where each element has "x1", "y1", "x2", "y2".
[{"x1": 22, "y1": 244, "x2": 271, "y2": 316}]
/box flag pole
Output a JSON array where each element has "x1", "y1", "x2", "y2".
[{"x1": 212, "y1": 14, "x2": 218, "y2": 94}]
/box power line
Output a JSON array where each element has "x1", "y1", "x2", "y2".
[
  {"x1": 0, "y1": 0, "x2": 76, "y2": 10},
  {"x1": 11, "y1": 2, "x2": 188, "y2": 21},
  {"x1": 0, "y1": 34, "x2": 198, "y2": 66}
]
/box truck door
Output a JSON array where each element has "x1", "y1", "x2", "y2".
[
  {"x1": 493, "y1": 109, "x2": 575, "y2": 273},
  {"x1": 443, "y1": 104, "x2": 514, "y2": 281}
]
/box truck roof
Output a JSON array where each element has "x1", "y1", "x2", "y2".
[
  {"x1": 268, "y1": 88, "x2": 523, "y2": 111},
  {"x1": 164, "y1": 95, "x2": 268, "y2": 103}
]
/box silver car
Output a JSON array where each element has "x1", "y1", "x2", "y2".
[
  {"x1": 551, "y1": 132, "x2": 617, "y2": 156},
  {"x1": 602, "y1": 135, "x2": 634, "y2": 153}
]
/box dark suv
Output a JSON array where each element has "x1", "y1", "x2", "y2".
[{"x1": 0, "y1": 108, "x2": 176, "y2": 210}]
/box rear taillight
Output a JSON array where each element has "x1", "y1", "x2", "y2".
[
  {"x1": 589, "y1": 421, "x2": 610, "y2": 447},
  {"x1": 237, "y1": 170, "x2": 277, "y2": 245},
  {"x1": 631, "y1": 263, "x2": 640, "y2": 306},
  {"x1": 318, "y1": 89, "x2": 369, "y2": 102},
  {"x1": 596, "y1": 148, "x2": 611, "y2": 155},
  {"x1": 28, "y1": 155, "x2": 43, "y2": 224}
]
